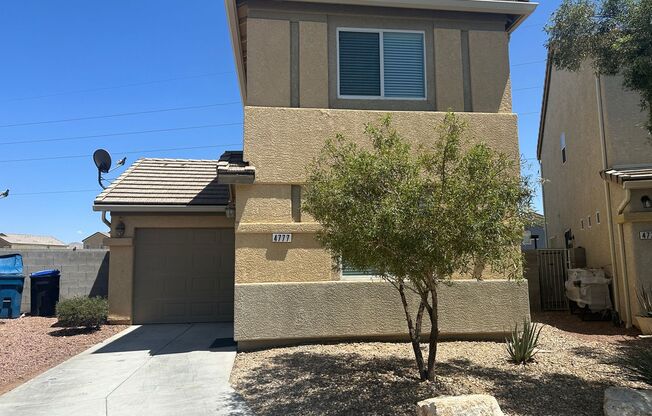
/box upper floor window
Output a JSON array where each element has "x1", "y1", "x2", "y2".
[
  {"x1": 337, "y1": 28, "x2": 426, "y2": 100},
  {"x1": 560, "y1": 132, "x2": 567, "y2": 164}
]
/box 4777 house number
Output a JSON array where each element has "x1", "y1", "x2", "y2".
[
  {"x1": 641, "y1": 231, "x2": 652, "y2": 240},
  {"x1": 272, "y1": 233, "x2": 292, "y2": 243}
]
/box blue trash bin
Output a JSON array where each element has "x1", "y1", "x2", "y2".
[{"x1": 0, "y1": 254, "x2": 25, "y2": 319}]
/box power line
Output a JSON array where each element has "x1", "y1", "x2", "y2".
[
  {"x1": 519, "y1": 111, "x2": 540, "y2": 116},
  {"x1": 512, "y1": 85, "x2": 543, "y2": 92},
  {"x1": 512, "y1": 59, "x2": 547, "y2": 67},
  {"x1": 0, "y1": 122, "x2": 243, "y2": 146},
  {"x1": 0, "y1": 102, "x2": 241, "y2": 128},
  {"x1": 0, "y1": 143, "x2": 241, "y2": 164},
  {"x1": 0, "y1": 71, "x2": 232, "y2": 103}
]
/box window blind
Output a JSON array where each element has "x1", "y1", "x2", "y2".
[
  {"x1": 338, "y1": 31, "x2": 381, "y2": 96},
  {"x1": 383, "y1": 32, "x2": 425, "y2": 98}
]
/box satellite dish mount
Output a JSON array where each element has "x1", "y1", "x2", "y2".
[{"x1": 93, "y1": 149, "x2": 126, "y2": 189}]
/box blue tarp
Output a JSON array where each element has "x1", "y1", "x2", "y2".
[
  {"x1": 30, "y1": 269, "x2": 60, "y2": 278},
  {"x1": 0, "y1": 254, "x2": 23, "y2": 276}
]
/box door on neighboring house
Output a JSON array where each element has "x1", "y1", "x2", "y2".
[{"x1": 133, "y1": 228, "x2": 235, "y2": 324}]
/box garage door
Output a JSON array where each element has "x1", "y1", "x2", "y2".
[{"x1": 133, "y1": 228, "x2": 234, "y2": 324}]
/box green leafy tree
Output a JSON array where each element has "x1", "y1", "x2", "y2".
[
  {"x1": 545, "y1": 0, "x2": 652, "y2": 135},
  {"x1": 303, "y1": 114, "x2": 532, "y2": 381}
]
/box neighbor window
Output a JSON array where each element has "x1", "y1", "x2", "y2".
[
  {"x1": 596, "y1": 211, "x2": 601, "y2": 224},
  {"x1": 587, "y1": 215, "x2": 592, "y2": 228},
  {"x1": 580, "y1": 219, "x2": 584, "y2": 230},
  {"x1": 337, "y1": 28, "x2": 426, "y2": 99},
  {"x1": 560, "y1": 132, "x2": 567, "y2": 163}
]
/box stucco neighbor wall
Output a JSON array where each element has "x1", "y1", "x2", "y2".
[
  {"x1": 104, "y1": 213, "x2": 234, "y2": 323},
  {"x1": 234, "y1": 279, "x2": 530, "y2": 348}
]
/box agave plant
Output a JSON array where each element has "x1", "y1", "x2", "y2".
[
  {"x1": 636, "y1": 285, "x2": 652, "y2": 317},
  {"x1": 506, "y1": 320, "x2": 543, "y2": 365}
]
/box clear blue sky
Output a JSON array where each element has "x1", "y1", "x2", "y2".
[{"x1": 0, "y1": 1, "x2": 559, "y2": 244}]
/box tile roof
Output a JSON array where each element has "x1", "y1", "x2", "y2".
[
  {"x1": 600, "y1": 166, "x2": 652, "y2": 185},
  {"x1": 82, "y1": 231, "x2": 109, "y2": 242},
  {"x1": 216, "y1": 150, "x2": 255, "y2": 183},
  {"x1": 94, "y1": 158, "x2": 230, "y2": 207},
  {"x1": 0, "y1": 233, "x2": 67, "y2": 246}
]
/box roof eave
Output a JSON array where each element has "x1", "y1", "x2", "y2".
[
  {"x1": 537, "y1": 49, "x2": 554, "y2": 161},
  {"x1": 92, "y1": 204, "x2": 228, "y2": 213},
  {"x1": 225, "y1": 0, "x2": 246, "y2": 103}
]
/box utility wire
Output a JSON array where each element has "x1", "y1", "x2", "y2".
[
  {"x1": 0, "y1": 102, "x2": 241, "y2": 128},
  {"x1": 512, "y1": 59, "x2": 547, "y2": 67},
  {"x1": 0, "y1": 122, "x2": 243, "y2": 146},
  {"x1": 0, "y1": 71, "x2": 231, "y2": 103},
  {"x1": 0, "y1": 143, "x2": 241, "y2": 164},
  {"x1": 10, "y1": 189, "x2": 98, "y2": 196},
  {"x1": 512, "y1": 85, "x2": 542, "y2": 92}
]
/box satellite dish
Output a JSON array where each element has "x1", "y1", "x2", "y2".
[{"x1": 93, "y1": 149, "x2": 112, "y2": 174}]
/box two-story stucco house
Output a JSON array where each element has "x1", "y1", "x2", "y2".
[
  {"x1": 538, "y1": 55, "x2": 652, "y2": 329},
  {"x1": 95, "y1": 0, "x2": 536, "y2": 348}
]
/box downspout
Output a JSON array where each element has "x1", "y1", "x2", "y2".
[
  {"x1": 595, "y1": 74, "x2": 621, "y2": 319},
  {"x1": 101, "y1": 211, "x2": 111, "y2": 229},
  {"x1": 616, "y1": 188, "x2": 632, "y2": 327}
]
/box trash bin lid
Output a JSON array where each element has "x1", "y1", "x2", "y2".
[
  {"x1": 30, "y1": 269, "x2": 61, "y2": 278},
  {"x1": 0, "y1": 254, "x2": 23, "y2": 276}
]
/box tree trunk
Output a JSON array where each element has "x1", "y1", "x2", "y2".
[
  {"x1": 398, "y1": 281, "x2": 427, "y2": 381},
  {"x1": 426, "y1": 287, "x2": 439, "y2": 381}
]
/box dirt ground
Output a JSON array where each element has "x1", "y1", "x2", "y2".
[
  {"x1": 231, "y1": 312, "x2": 650, "y2": 416},
  {"x1": 0, "y1": 316, "x2": 128, "y2": 395}
]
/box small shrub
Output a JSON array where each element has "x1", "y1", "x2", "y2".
[
  {"x1": 56, "y1": 296, "x2": 108, "y2": 328},
  {"x1": 622, "y1": 346, "x2": 652, "y2": 386},
  {"x1": 506, "y1": 320, "x2": 543, "y2": 364}
]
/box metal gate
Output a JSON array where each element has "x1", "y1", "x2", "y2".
[{"x1": 537, "y1": 249, "x2": 569, "y2": 311}]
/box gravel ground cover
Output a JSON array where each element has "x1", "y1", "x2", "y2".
[
  {"x1": 231, "y1": 313, "x2": 650, "y2": 416},
  {"x1": 0, "y1": 316, "x2": 128, "y2": 395}
]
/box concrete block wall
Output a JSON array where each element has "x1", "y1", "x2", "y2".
[{"x1": 0, "y1": 249, "x2": 109, "y2": 313}]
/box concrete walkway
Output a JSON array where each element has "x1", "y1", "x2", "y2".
[{"x1": 0, "y1": 323, "x2": 251, "y2": 416}]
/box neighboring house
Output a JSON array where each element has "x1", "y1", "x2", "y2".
[
  {"x1": 82, "y1": 232, "x2": 109, "y2": 249},
  {"x1": 0, "y1": 233, "x2": 67, "y2": 249},
  {"x1": 522, "y1": 212, "x2": 546, "y2": 250},
  {"x1": 538, "y1": 54, "x2": 652, "y2": 328},
  {"x1": 94, "y1": 0, "x2": 537, "y2": 347}
]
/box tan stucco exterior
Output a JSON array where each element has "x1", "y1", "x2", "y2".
[
  {"x1": 104, "y1": 213, "x2": 234, "y2": 323},
  {"x1": 102, "y1": 0, "x2": 534, "y2": 339},
  {"x1": 539, "y1": 63, "x2": 652, "y2": 327},
  {"x1": 234, "y1": 280, "x2": 530, "y2": 348}
]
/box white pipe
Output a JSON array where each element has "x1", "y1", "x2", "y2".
[
  {"x1": 596, "y1": 74, "x2": 620, "y2": 316},
  {"x1": 616, "y1": 187, "x2": 633, "y2": 327}
]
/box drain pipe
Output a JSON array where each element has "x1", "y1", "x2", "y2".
[
  {"x1": 596, "y1": 74, "x2": 620, "y2": 318},
  {"x1": 616, "y1": 188, "x2": 632, "y2": 327},
  {"x1": 101, "y1": 211, "x2": 111, "y2": 229}
]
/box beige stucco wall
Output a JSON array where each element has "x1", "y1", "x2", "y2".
[
  {"x1": 246, "y1": 18, "x2": 291, "y2": 107},
  {"x1": 540, "y1": 66, "x2": 613, "y2": 273},
  {"x1": 434, "y1": 28, "x2": 464, "y2": 111},
  {"x1": 234, "y1": 279, "x2": 530, "y2": 347},
  {"x1": 468, "y1": 31, "x2": 511, "y2": 113},
  {"x1": 237, "y1": 107, "x2": 520, "y2": 284},
  {"x1": 244, "y1": 107, "x2": 519, "y2": 183},
  {"x1": 105, "y1": 213, "x2": 234, "y2": 323},
  {"x1": 540, "y1": 64, "x2": 652, "y2": 321},
  {"x1": 243, "y1": 6, "x2": 512, "y2": 113}
]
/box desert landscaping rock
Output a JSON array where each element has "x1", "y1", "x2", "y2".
[
  {"x1": 231, "y1": 314, "x2": 651, "y2": 416},
  {"x1": 604, "y1": 387, "x2": 652, "y2": 416},
  {"x1": 0, "y1": 316, "x2": 127, "y2": 395},
  {"x1": 416, "y1": 394, "x2": 504, "y2": 416}
]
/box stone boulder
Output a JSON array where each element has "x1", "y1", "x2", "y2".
[
  {"x1": 416, "y1": 394, "x2": 505, "y2": 416},
  {"x1": 604, "y1": 387, "x2": 652, "y2": 416}
]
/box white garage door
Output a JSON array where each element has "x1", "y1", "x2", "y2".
[{"x1": 133, "y1": 228, "x2": 234, "y2": 324}]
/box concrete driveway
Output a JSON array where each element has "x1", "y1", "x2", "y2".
[{"x1": 0, "y1": 323, "x2": 250, "y2": 416}]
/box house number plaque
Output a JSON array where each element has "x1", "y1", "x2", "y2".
[
  {"x1": 640, "y1": 231, "x2": 652, "y2": 240},
  {"x1": 272, "y1": 233, "x2": 292, "y2": 243}
]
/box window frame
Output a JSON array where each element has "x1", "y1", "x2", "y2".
[
  {"x1": 336, "y1": 27, "x2": 427, "y2": 101},
  {"x1": 560, "y1": 132, "x2": 567, "y2": 164}
]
